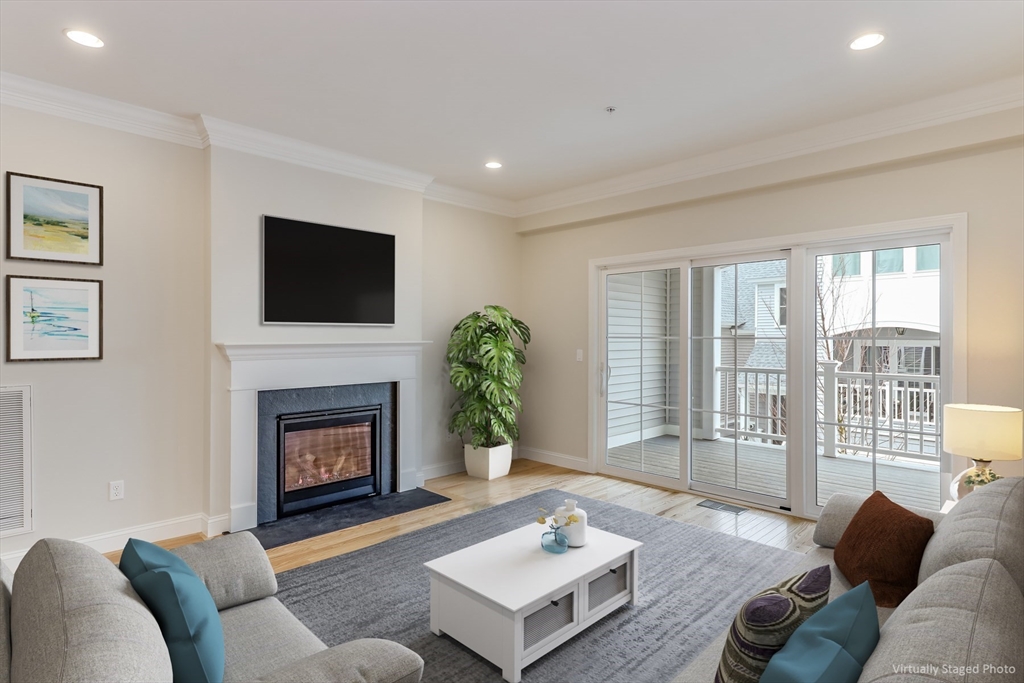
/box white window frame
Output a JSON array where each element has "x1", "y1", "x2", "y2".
[{"x1": 588, "y1": 213, "x2": 966, "y2": 520}]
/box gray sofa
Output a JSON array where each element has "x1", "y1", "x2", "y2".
[
  {"x1": 0, "y1": 531, "x2": 423, "y2": 683},
  {"x1": 677, "y1": 477, "x2": 1024, "y2": 683}
]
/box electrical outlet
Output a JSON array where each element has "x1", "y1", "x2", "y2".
[{"x1": 109, "y1": 480, "x2": 124, "y2": 501}]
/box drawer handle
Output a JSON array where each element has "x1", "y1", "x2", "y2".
[
  {"x1": 551, "y1": 599, "x2": 560, "y2": 607},
  {"x1": 609, "y1": 568, "x2": 618, "y2": 574}
]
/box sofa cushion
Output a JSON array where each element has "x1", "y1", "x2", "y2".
[
  {"x1": 258, "y1": 639, "x2": 424, "y2": 683},
  {"x1": 761, "y1": 582, "x2": 879, "y2": 683},
  {"x1": 218, "y1": 597, "x2": 325, "y2": 683},
  {"x1": 11, "y1": 538, "x2": 173, "y2": 682},
  {"x1": 171, "y1": 532, "x2": 278, "y2": 611},
  {"x1": 859, "y1": 558, "x2": 1024, "y2": 683},
  {"x1": 919, "y1": 477, "x2": 1024, "y2": 592},
  {"x1": 833, "y1": 491, "x2": 934, "y2": 608},
  {"x1": 715, "y1": 565, "x2": 831, "y2": 683}
]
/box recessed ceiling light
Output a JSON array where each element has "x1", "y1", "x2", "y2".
[
  {"x1": 850, "y1": 33, "x2": 884, "y2": 51},
  {"x1": 64, "y1": 29, "x2": 104, "y2": 48},
  {"x1": 485, "y1": 162, "x2": 502, "y2": 169}
]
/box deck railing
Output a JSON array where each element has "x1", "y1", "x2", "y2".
[
  {"x1": 818, "y1": 361, "x2": 940, "y2": 462},
  {"x1": 714, "y1": 365, "x2": 787, "y2": 444}
]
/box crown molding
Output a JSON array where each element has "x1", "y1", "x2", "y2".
[
  {"x1": 0, "y1": 72, "x2": 434, "y2": 193},
  {"x1": 0, "y1": 71, "x2": 204, "y2": 148},
  {"x1": 514, "y1": 76, "x2": 1024, "y2": 217},
  {"x1": 423, "y1": 182, "x2": 518, "y2": 217},
  {"x1": 197, "y1": 116, "x2": 434, "y2": 193},
  {"x1": 3, "y1": 71, "x2": 1020, "y2": 216}
]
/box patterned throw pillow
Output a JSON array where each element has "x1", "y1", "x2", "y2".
[{"x1": 715, "y1": 565, "x2": 831, "y2": 683}]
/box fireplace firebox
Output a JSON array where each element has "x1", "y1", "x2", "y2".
[{"x1": 277, "y1": 405, "x2": 382, "y2": 518}]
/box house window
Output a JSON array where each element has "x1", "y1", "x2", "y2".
[
  {"x1": 916, "y1": 244, "x2": 939, "y2": 271},
  {"x1": 832, "y1": 252, "x2": 861, "y2": 277},
  {"x1": 876, "y1": 248, "x2": 904, "y2": 273},
  {"x1": 756, "y1": 282, "x2": 787, "y2": 330}
]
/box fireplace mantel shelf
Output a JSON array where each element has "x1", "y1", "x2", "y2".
[{"x1": 218, "y1": 341, "x2": 432, "y2": 362}]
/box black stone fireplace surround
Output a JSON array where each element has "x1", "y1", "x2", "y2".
[{"x1": 257, "y1": 382, "x2": 397, "y2": 525}]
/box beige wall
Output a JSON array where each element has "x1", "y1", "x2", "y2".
[
  {"x1": 421, "y1": 200, "x2": 521, "y2": 476},
  {"x1": 517, "y1": 138, "x2": 1024, "y2": 478},
  {"x1": 0, "y1": 105, "x2": 207, "y2": 554}
]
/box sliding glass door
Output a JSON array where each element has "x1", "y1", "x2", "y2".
[
  {"x1": 594, "y1": 223, "x2": 953, "y2": 515},
  {"x1": 689, "y1": 255, "x2": 790, "y2": 506},
  {"x1": 603, "y1": 268, "x2": 682, "y2": 482},
  {"x1": 812, "y1": 243, "x2": 944, "y2": 510}
]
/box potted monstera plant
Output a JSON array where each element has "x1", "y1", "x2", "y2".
[{"x1": 447, "y1": 305, "x2": 531, "y2": 480}]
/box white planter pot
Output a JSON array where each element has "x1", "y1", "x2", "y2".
[{"x1": 464, "y1": 443, "x2": 513, "y2": 480}]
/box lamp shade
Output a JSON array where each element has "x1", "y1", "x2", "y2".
[{"x1": 943, "y1": 404, "x2": 1023, "y2": 462}]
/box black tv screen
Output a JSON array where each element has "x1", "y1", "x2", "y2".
[{"x1": 263, "y1": 216, "x2": 395, "y2": 325}]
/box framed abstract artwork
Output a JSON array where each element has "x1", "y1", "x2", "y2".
[
  {"x1": 6, "y1": 275, "x2": 103, "y2": 361},
  {"x1": 6, "y1": 172, "x2": 103, "y2": 265}
]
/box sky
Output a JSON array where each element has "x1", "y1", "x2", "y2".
[{"x1": 23, "y1": 185, "x2": 89, "y2": 221}]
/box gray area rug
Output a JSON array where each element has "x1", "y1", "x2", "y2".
[{"x1": 275, "y1": 490, "x2": 808, "y2": 683}]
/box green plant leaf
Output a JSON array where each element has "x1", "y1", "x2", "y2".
[{"x1": 446, "y1": 305, "x2": 528, "y2": 447}]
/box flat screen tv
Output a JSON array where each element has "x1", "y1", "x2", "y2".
[{"x1": 263, "y1": 215, "x2": 395, "y2": 325}]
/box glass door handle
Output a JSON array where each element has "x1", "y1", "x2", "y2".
[{"x1": 599, "y1": 362, "x2": 608, "y2": 397}]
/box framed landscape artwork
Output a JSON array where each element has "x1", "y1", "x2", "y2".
[
  {"x1": 6, "y1": 172, "x2": 103, "y2": 265},
  {"x1": 6, "y1": 275, "x2": 103, "y2": 361}
]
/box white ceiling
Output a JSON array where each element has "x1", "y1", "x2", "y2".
[{"x1": 1, "y1": 1, "x2": 1022, "y2": 202}]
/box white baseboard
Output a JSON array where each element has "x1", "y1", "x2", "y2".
[
  {"x1": 202, "y1": 513, "x2": 230, "y2": 537},
  {"x1": 0, "y1": 512, "x2": 207, "y2": 572},
  {"x1": 420, "y1": 459, "x2": 467, "y2": 482},
  {"x1": 518, "y1": 447, "x2": 593, "y2": 473}
]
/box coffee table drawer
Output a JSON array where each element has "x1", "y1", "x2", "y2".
[
  {"x1": 587, "y1": 559, "x2": 629, "y2": 615},
  {"x1": 523, "y1": 588, "x2": 577, "y2": 650}
]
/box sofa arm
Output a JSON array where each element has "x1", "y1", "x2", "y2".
[
  {"x1": 171, "y1": 531, "x2": 277, "y2": 610},
  {"x1": 813, "y1": 492, "x2": 946, "y2": 548},
  {"x1": 258, "y1": 639, "x2": 423, "y2": 683}
]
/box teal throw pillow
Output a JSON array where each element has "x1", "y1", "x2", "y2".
[
  {"x1": 761, "y1": 581, "x2": 879, "y2": 683},
  {"x1": 119, "y1": 537, "x2": 194, "y2": 580},
  {"x1": 119, "y1": 539, "x2": 224, "y2": 683}
]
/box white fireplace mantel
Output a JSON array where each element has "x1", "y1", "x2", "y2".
[{"x1": 218, "y1": 341, "x2": 430, "y2": 532}]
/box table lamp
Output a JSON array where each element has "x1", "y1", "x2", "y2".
[{"x1": 944, "y1": 404, "x2": 1023, "y2": 501}]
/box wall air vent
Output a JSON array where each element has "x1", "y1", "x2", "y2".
[{"x1": 0, "y1": 386, "x2": 32, "y2": 536}]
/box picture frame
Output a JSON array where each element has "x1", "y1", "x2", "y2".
[
  {"x1": 6, "y1": 172, "x2": 104, "y2": 265},
  {"x1": 6, "y1": 275, "x2": 103, "y2": 361}
]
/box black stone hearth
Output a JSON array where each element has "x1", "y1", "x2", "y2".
[{"x1": 248, "y1": 488, "x2": 450, "y2": 550}]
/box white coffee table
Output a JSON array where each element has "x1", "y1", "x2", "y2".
[{"x1": 424, "y1": 523, "x2": 641, "y2": 683}]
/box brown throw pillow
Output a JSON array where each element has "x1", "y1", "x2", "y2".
[{"x1": 834, "y1": 491, "x2": 934, "y2": 608}]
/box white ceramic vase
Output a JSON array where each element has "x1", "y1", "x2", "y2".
[{"x1": 555, "y1": 498, "x2": 587, "y2": 547}]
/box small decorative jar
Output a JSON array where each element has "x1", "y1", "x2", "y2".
[
  {"x1": 555, "y1": 499, "x2": 587, "y2": 547},
  {"x1": 540, "y1": 529, "x2": 569, "y2": 554}
]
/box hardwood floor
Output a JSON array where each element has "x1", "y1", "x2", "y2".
[
  {"x1": 266, "y1": 459, "x2": 816, "y2": 572},
  {"x1": 104, "y1": 532, "x2": 207, "y2": 564},
  {"x1": 105, "y1": 459, "x2": 817, "y2": 572}
]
